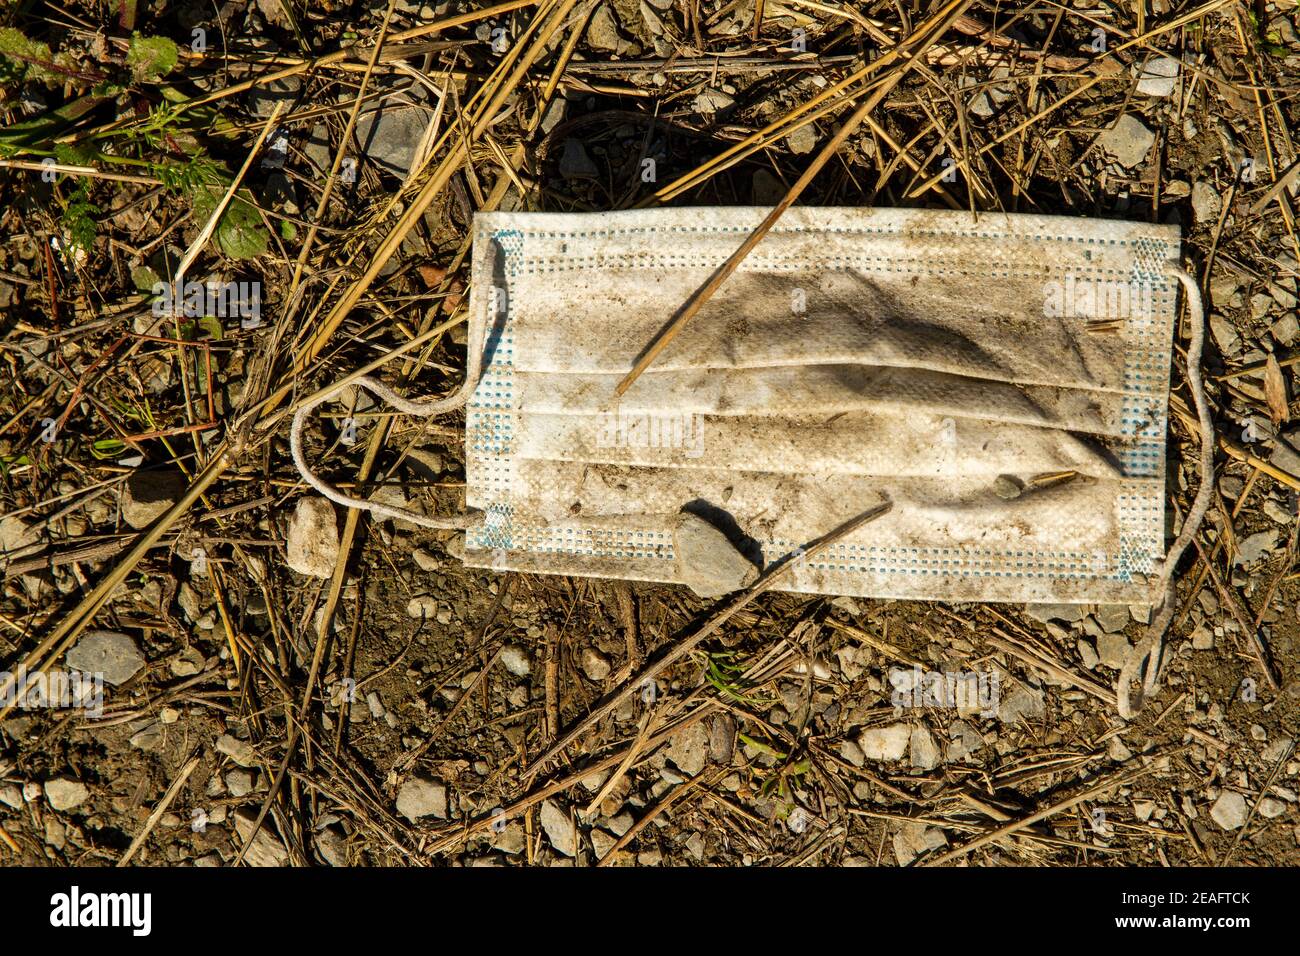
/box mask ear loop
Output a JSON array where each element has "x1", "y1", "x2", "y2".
[
  {"x1": 1117, "y1": 261, "x2": 1216, "y2": 719},
  {"x1": 290, "y1": 319, "x2": 485, "y2": 530}
]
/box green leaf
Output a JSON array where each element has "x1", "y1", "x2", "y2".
[
  {"x1": 91, "y1": 438, "x2": 126, "y2": 459},
  {"x1": 127, "y1": 34, "x2": 179, "y2": 81},
  {"x1": 192, "y1": 185, "x2": 270, "y2": 260},
  {"x1": 131, "y1": 264, "x2": 161, "y2": 292},
  {"x1": 0, "y1": 27, "x2": 55, "y2": 84},
  {"x1": 194, "y1": 315, "x2": 224, "y2": 340}
]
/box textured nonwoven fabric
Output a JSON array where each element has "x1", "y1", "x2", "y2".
[{"x1": 461, "y1": 207, "x2": 1181, "y2": 606}]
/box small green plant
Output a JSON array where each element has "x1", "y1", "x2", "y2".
[
  {"x1": 126, "y1": 34, "x2": 178, "y2": 81},
  {"x1": 60, "y1": 180, "x2": 100, "y2": 254},
  {"x1": 192, "y1": 185, "x2": 271, "y2": 260},
  {"x1": 698, "y1": 650, "x2": 776, "y2": 707},
  {"x1": 0, "y1": 27, "x2": 66, "y2": 85}
]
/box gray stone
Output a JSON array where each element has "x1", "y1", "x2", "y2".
[
  {"x1": 44, "y1": 778, "x2": 88, "y2": 812},
  {"x1": 492, "y1": 822, "x2": 526, "y2": 855},
  {"x1": 216, "y1": 734, "x2": 258, "y2": 767},
  {"x1": 1251, "y1": 293, "x2": 1275, "y2": 320},
  {"x1": 1098, "y1": 114, "x2": 1156, "y2": 168},
  {"x1": 233, "y1": 809, "x2": 290, "y2": 866},
  {"x1": 129, "y1": 721, "x2": 163, "y2": 751},
  {"x1": 396, "y1": 776, "x2": 447, "y2": 822},
  {"x1": 121, "y1": 469, "x2": 186, "y2": 530},
  {"x1": 539, "y1": 798, "x2": 578, "y2": 856},
  {"x1": 858, "y1": 724, "x2": 911, "y2": 761},
  {"x1": 406, "y1": 595, "x2": 440, "y2": 619},
  {"x1": 580, "y1": 647, "x2": 610, "y2": 682},
  {"x1": 585, "y1": 4, "x2": 624, "y2": 52},
  {"x1": 1209, "y1": 790, "x2": 1247, "y2": 830},
  {"x1": 1096, "y1": 632, "x2": 1131, "y2": 669},
  {"x1": 225, "y1": 768, "x2": 257, "y2": 798},
  {"x1": 177, "y1": 582, "x2": 203, "y2": 622},
  {"x1": 1095, "y1": 604, "x2": 1131, "y2": 633},
  {"x1": 671, "y1": 512, "x2": 758, "y2": 598},
  {"x1": 590, "y1": 827, "x2": 618, "y2": 858},
  {"x1": 304, "y1": 122, "x2": 332, "y2": 173},
  {"x1": 963, "y1": 68, "x2": 1014, "y2": 118},
  {"x1": 356, "y1": 104, "x2": 435, "y2": 178},
  {"x1": 0, "y1": 515, "x2": 41, "y2": 562},
  {"x1": 404, "y1": 447, "x2": 444, "y2": 480},
  {"x1": 286, "y1": 497, "x2": 339, "y2": 578},
  {"x1": 1209, "y1": 313, "x2": 1241, "y2": 355},
  {"x1": 694, "y1": 88, "x2": 735, "y2": 113},
  {"x1": 787, "y1": 123, "x2": 819, "y2": 155},
  {"x1": 44, "y1": 817, "x2": 66, "y2": 850},
  {"x1": 412, "y1": 548, "x2": 440, "y2": 572},
  {"x1": 1107, "y1": 735, "x2": 1133, "y2": 761},
  {"x1": 666, "y1": 721, "x2": 710, "y2": 776},
  {"x1": 315, "y1": 825, "x2": 347, "y2": 866},
  {"x1": 997, "y1": 684, "x2": 1045, "y2": 723},
  {"x1": 1258, "y1": 797, "x2": 1287, "y2": 819},
  {"x1": 910, "y1": 726, "x2": 941, "y2": 771},
  {"x1": 1234, "y1": 529, "x2": 1279, "y2": 567},
  {"x1": 65, "y1": 631, "x2": 145, "y2": 686},
  {"x1": 248, "y1": 76, "x2": 301, "y2": 119},
  {"x1": 1077, "y1": 638, "x2": 1100, "y2": 669},
  {"x1": 1191, "y1": 181, "x2": 1221, "y2": 225},
  {"x1": 1271, "y1": 312, "x2": 1299, "y2": 346},
  {"x1": 500, "y1": 644, "x2": 531, "y2": 677},
  {"x1": 993, "y1": 475, "x2": 1024, "y2": 500},
  {"x1": 838, "y1": 738, "x2": 866, "y2": 767},
  {"x1": 945, "y1": 721, "x2": 985, "y2": 761},
  {"x1": 1135, "y1": 55, "x2": 1179, "y2": 97}
]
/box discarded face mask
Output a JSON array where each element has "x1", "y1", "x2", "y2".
[{"x1": 292, "y1": 207, "x2": 1206, "y2": 616}]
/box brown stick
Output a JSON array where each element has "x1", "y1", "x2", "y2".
[{"x1": 924, "y1": 754, "x2": 1177, "y2": 866}]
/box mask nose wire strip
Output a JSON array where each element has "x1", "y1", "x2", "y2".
[
  {"x1": 289, "y1": 319, "x2": 485, "y2": 530},
  {"x1": 1116, "y1": 262, "x2": 1216, "y2": 720}
]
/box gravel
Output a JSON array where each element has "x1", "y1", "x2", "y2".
[
  {"x1": 44, "y1": 778, "x2": 88, "y2": 812},
  {"x1": 500, "y1": 644, "x2": 531, "y2": 677},
  {"x1": 1209, "y1": 790, "x2": 1248, "y2": 830},
  {"x1": 121, "y1": 468, "x2": 186, "y2": 530},
  {"x1": 858, "y1": 724, "x2": 912, "y2": 761},
  {"x1": 1135, "y1": 55, "x2": 1179, "y2": 96},
  {"x1": 1097, "y1": 114, "x2": 1156, "y2": 169},
  {"x1": 910, "y1": 726, "x2": 942, "y2": 771},
  {"x1": 215, "y1": 734, "x2": 258, "y2": 768},
  {"x1": 285, "y1": 497, "x2": 340, "y2": 578},
  {"x1": 396, "y1": 776, "x2": 448, "y2": 822},
  {"x1": 666, "y1": 722, "x2": 710, "y2": 776},
  {"x1": 539, "y1": 798, "x2": 578, "y2": 856},
  {"x1": 580, "y1": 647, "x2": 611, "y2": 682},
  {"x1": 671, "y1": 512, "x2": 758, "y2": 598},
  {"x1": 65, "y1": 630, "x2": 145, "y2": 686}
]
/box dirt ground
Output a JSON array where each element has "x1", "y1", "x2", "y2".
[{"x1": 0, "y1": 0, "x2": 1298, "y2": 867}]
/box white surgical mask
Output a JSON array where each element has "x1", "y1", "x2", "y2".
[{"x1": 292, "y1": 207, "x2": 1199, "y2": 615}]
